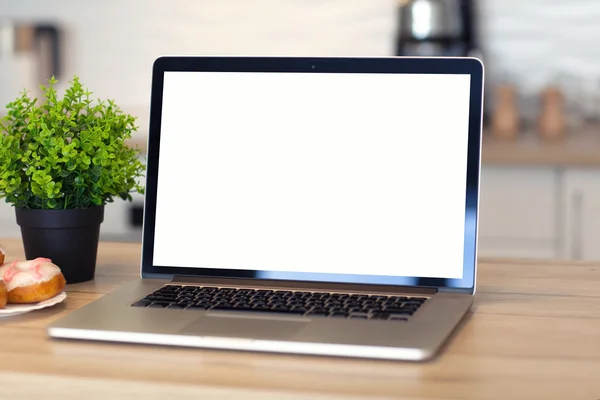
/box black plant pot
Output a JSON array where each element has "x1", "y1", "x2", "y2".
[{"x1": 15, "y1": 206, "x2": 104, "y2": 284}]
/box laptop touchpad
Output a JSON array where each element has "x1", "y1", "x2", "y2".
[{"x1": 181, "y1": 314, "x2": 309, "y2": 340}]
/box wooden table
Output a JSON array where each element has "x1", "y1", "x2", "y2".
[{"x1": 0, "y1": 239, "x2": 599, "y2": 400}]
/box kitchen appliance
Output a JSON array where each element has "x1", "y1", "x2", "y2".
[
  {"x1": 0, "y1": 21, "x2": 62, "y2": 109},
  {"x1": 395, "y1": 0, "x2": 478, "y2": 57}
]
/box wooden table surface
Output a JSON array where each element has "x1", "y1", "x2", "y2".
[{"x1": 1, "y1": 239, "x2": 599, "y2": 400}]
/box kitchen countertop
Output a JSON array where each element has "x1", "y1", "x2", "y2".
[
  {"x1": 0, "y1": 239, "x2": 599, "y2": 399},
  {"x1": 482, "y1": 126, "x2": 600, "y2": 167}
]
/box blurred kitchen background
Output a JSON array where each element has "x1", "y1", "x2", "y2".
[{"x1": 2, "y1": 0, "x2": 600, "y2": 261}]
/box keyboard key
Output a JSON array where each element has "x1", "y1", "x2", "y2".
[
  {"x1": 370, "y1": 313, "x2": 390, "y2": 320},
  {"x1": 147, "y1": 295, "x2": 175, "y2": 300},
  {"x1": 156, "y1": 287, "x2": 177, "y2": 292},
  {"x1": 330, "y1": 312, "x2": 348, "y2": 318},
  {"x1": 251, "y1": 306, "x2": 272, "y2": 312},
  {"x1": 131, "y1": 300, "x2": 151, "y2": 307},
  {"x1": 389, "y1": 316, "x2": 409, "y2": 321},
  {"x1": 233, "y1": 305, "x2": 252, "y2": 311},
  {"x1": 212, "y1": 305, "x2": 239, "y2": 310},
  {"x1": 151, "y1": 299, "x2": 174, "y2": 305},
  {"x1": 155, "y1": 294, "x2": 177, "y2": 299},
  {"x1": 307, "y1": 311, "x2": 328, "y2": 317},
  {"x1": 249, "y1": 308, "x2": 305, "y2": 315},
  {"x1": 385, "y1": 309, "x2": 413, "y2": 315}
]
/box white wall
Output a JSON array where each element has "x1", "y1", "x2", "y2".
[
  {"x1": 3, "y1": 0, "x2": 600, "y2": 132},
  {"x1": 478, "y1": 0, "x2": 600, "y2": 100},
  {"x1": 0, "y1": 0, "x2": 396, "y2": 136}
]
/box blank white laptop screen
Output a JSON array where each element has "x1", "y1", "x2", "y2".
[{"x1": 153, "y1": 71, "x2": 471, "y2": 279}]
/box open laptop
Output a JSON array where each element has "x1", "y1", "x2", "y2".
[{"x1": 47, "y1": 56, "x2": 484, "y2": 361}]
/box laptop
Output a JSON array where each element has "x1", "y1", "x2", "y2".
[{"x1": 47, "y1": 56, "x2": 484, "y2": 361}]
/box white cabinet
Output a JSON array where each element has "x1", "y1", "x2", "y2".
[
  {"x1": 0, "y1": 202, "x2": 20, "y2": 238},
  {"x1": 477, "y1": 166, "x2": 560, "y2": 259},
  {"x1": 561, "y1": 168, "x2": 600, "y2": 260}
]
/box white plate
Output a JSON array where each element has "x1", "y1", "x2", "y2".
[{"x1": 0, "y1": 292, "x2": 67, "y2": 317}]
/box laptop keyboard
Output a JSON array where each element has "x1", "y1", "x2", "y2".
[{"x1": 131, "y1": 285, "x2": 427, "y2": 321}]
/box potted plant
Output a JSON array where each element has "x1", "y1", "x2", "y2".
[{"x1": 0, "y1": 76, "x2": 145, "y2": 283}]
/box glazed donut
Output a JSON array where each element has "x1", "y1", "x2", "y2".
[
  {"x1": 0, "y1": 280, "x2": 6, "y2": 309},
  {"x1": 0, "y1": 245, "x2": 5, "y2": 265},
  {"x1": 0, "y1": 258, "x2": 66, "y2": 304}
]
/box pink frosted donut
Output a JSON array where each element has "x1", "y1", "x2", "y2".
[{"x1": 0, "y1": 258, "x2": 66, "y2": 304}]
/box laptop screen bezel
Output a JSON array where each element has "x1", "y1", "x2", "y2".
[{"x1": 141, "y1": 56, "x2": 483, "y2": 294}]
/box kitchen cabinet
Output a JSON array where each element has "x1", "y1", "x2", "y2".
[
  {"x1": 477, "y1": 165, "x2": 560, "y2": 259},
  {"x1": 100, "y1": 195, "x2": 144, "y2": 242},
  {"x1": 561, "y1": 168, "x2": 600, "y2": 260},
  {"x1": 0, "y1": 202, "x2": 20, "y2": 238}
]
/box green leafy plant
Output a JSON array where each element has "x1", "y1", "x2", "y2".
[{"x1": 0, "y1": 76, "x2": 145, "y2": 209}]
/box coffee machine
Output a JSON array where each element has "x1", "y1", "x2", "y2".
[{"x1": 395, "y1": 0, "x2": 478, "y2": 57}]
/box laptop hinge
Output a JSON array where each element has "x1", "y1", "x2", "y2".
[{"x1": 169, "y1": 275, "x2": 438, "y2": 295}]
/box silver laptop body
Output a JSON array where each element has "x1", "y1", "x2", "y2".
[{"x1": 48, "y1": 56, "x2": 484, "y2": 361}]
